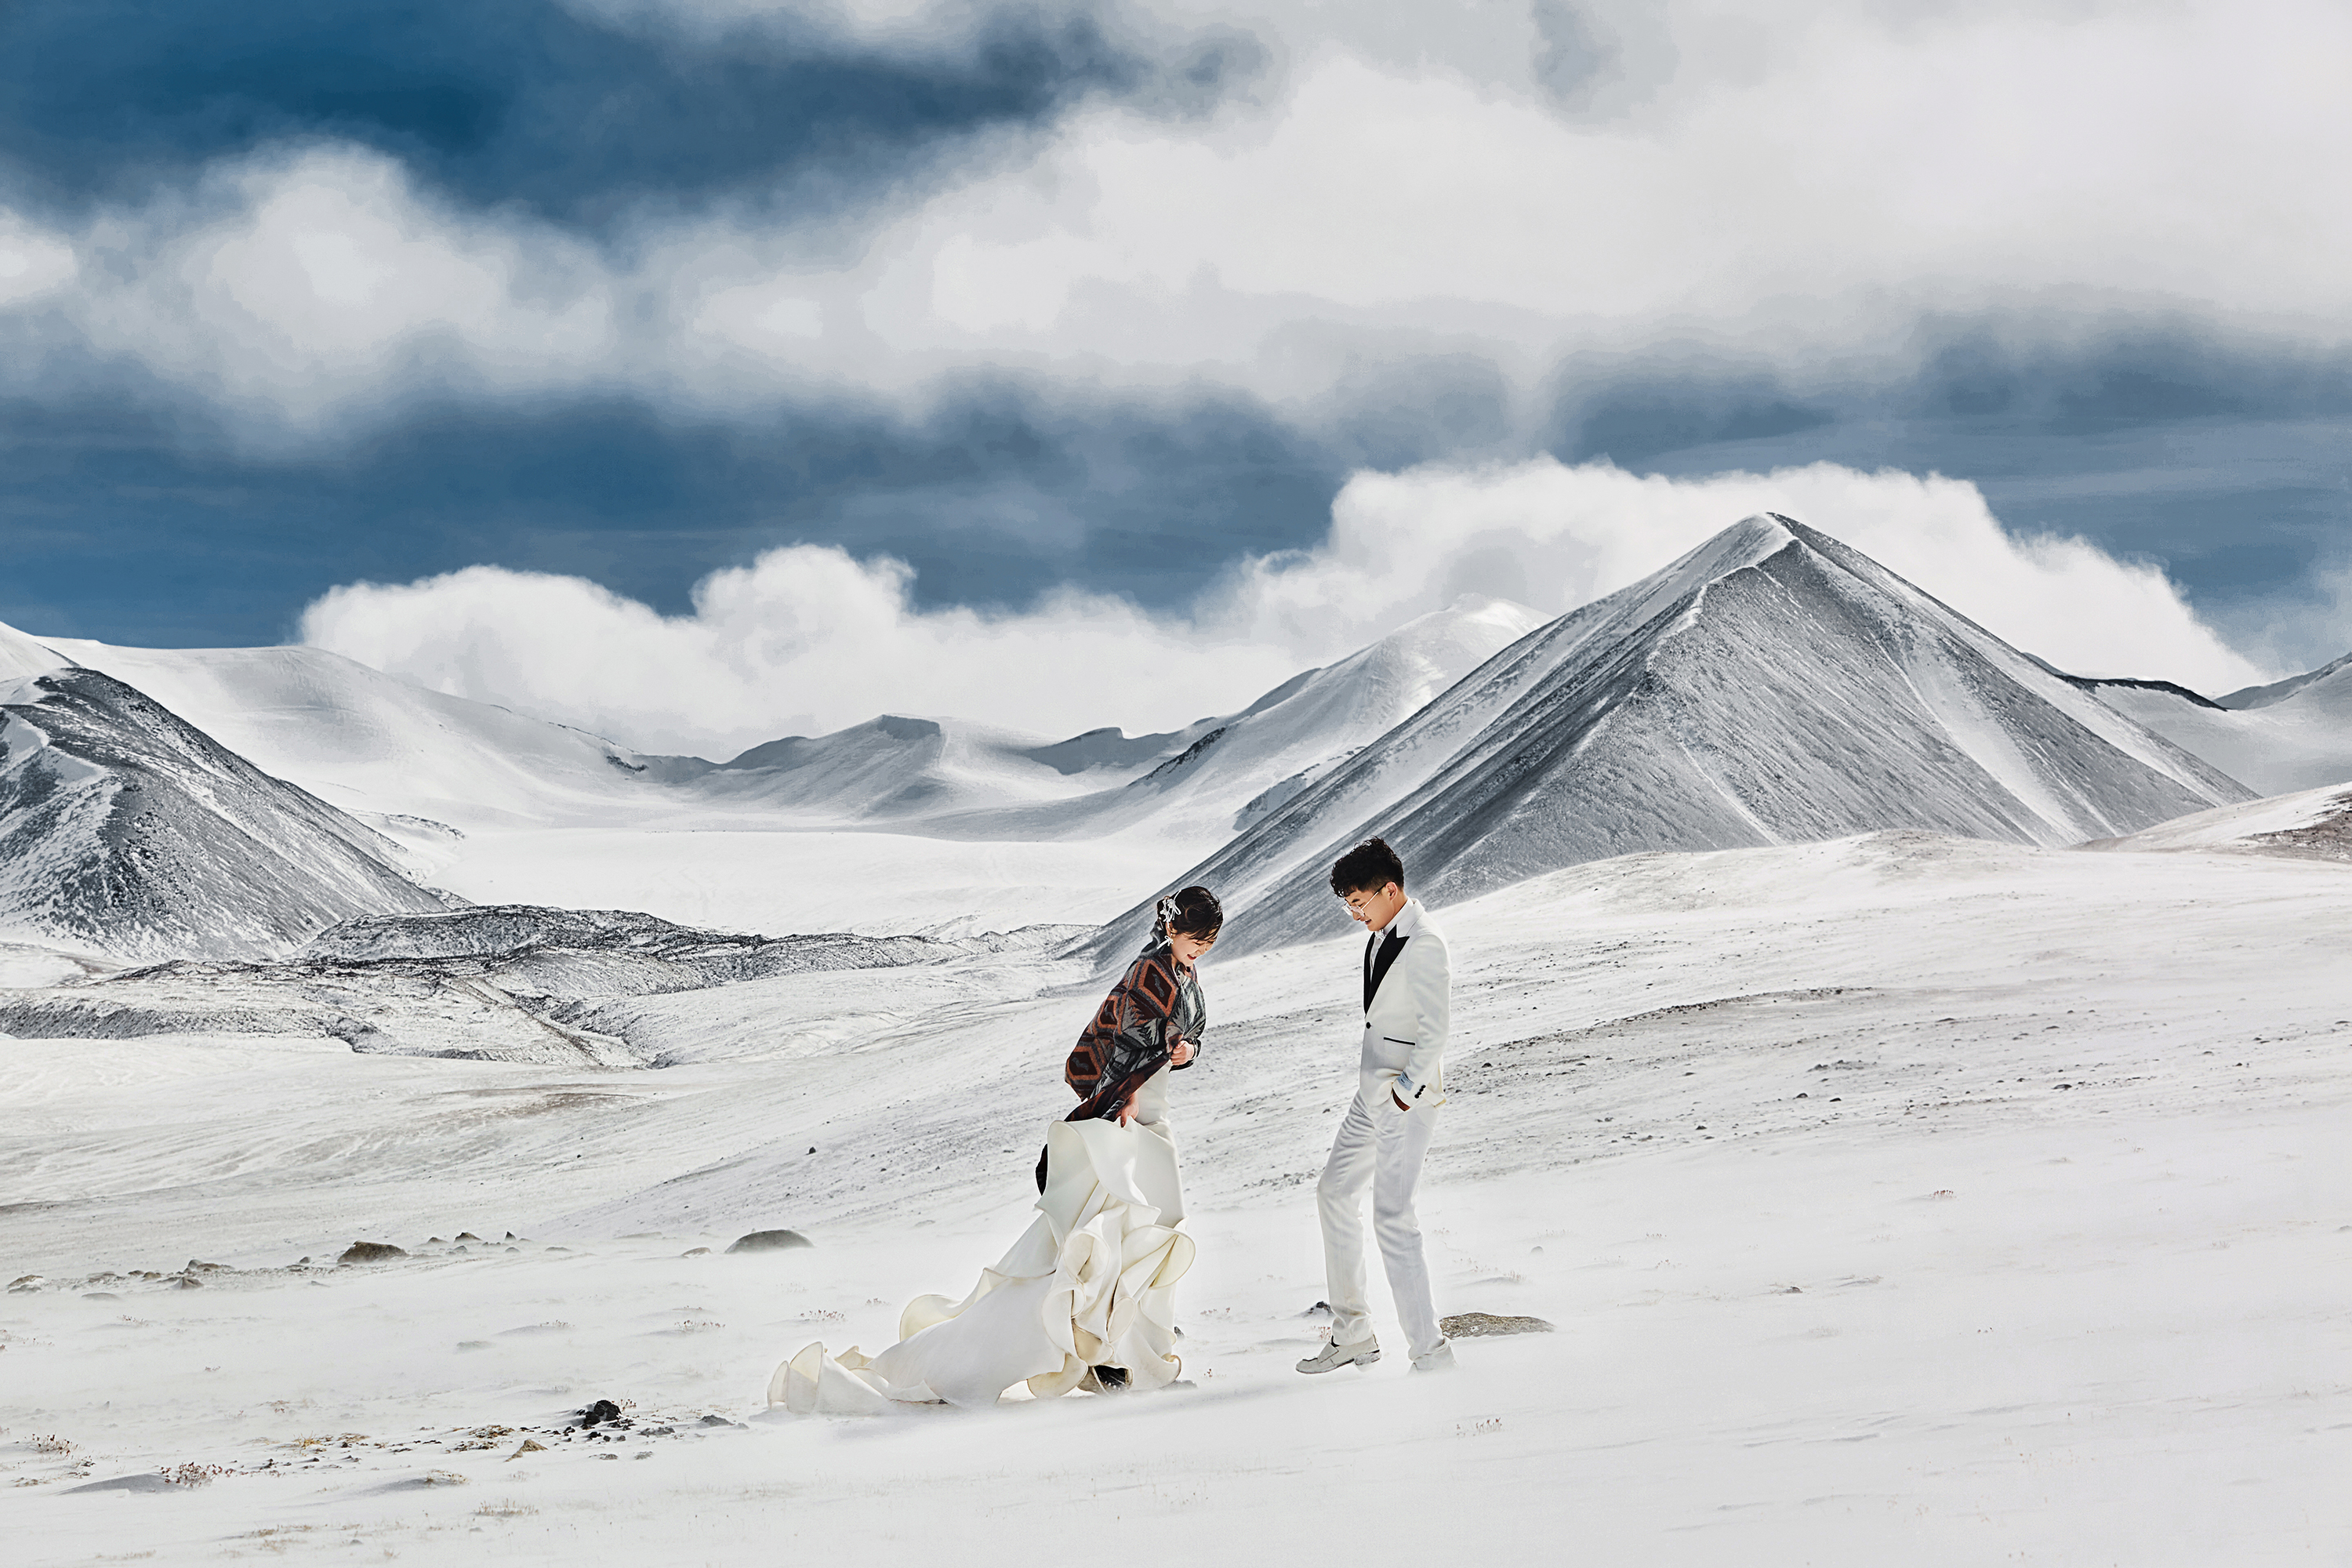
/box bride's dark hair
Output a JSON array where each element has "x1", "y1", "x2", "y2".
[{"x1": 1150, "y1": 884, "x2": 1223, "y2": 946}]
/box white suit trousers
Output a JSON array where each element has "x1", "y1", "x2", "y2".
[{"x1": 1316, "y1": 1091, "x2": 1443, "y2": 1359}]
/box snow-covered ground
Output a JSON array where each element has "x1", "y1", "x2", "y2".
[
  {"x1": 2089, "y1": 779, "x2": 2352, "y2": 858},
  {"x1": 433, "y1": 825, "x2": 1196, "y2": 936},
  {"x1": 5, "y1": 833, "x2": 2347, "y2": 1564}
]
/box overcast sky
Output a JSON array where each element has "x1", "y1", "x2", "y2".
[{"x1": 3, "y1": 0, "x2": 2347, "y2": 749}]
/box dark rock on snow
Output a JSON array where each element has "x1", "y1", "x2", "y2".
[
  {"x1": 726, "y1": 1230, "x2": 813, "y2": 1254},
  {"x1": 339, "y1": 1241, "x2": 408, "y2": 1265}
]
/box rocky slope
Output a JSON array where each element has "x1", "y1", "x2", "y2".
[
  {"x1": 1, "y1": 631, "x2": 448, "y2": 960},
  {"x1": 1086, "y1": 516, "x2": 2255, "y2": 958}
]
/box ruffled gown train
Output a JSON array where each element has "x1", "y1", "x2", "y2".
[{"x1": 770, "y1": 1087, "x2": 1193, "y2": 1414}]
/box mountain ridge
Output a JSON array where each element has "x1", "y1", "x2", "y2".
[{"x1": 1082, "y1": 515, "x2": 2254, "y2": 960}]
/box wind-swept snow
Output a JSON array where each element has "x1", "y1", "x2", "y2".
[
  {"x1": 2216, "y1": 649, "x2": 2352, "y2": 710},
  {"x1": 45, "y1": 639, "x2": 662, "y2": 830},
  {"x1": 0, "y1": 619, "x2": 75, "y2": 683},
  {"x1": 653, "y1": 713, "x2": 1152, "y2": 820},
  {"x1": 2088, "y1": 779, "x2": 2352, "y2": 860},
  {"x1": 1, "y1": 833, "x2": 2345, "y2": 1564},
  {"x1": 1095, "y1": 516, "x2": 2254, "y2": 957},
  {"x1": 2090, "y1": 658, "x2": 2352, "y2": 796}
]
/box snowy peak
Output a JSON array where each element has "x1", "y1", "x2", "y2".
[
  {"x1": 0, "y1": 666, "x2": 447, "y2": 960},
  {"x1": 898, "y1": 595, "x2": 1548, "y2": 844},
  {"x1": 1091, "y1": 515, "x2": 2255, "y2": 958},
  {"x1": 42, "y1": 637, "x2": 662, "y2": 829}
]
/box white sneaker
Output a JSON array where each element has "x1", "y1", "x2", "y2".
[
  {"x1": 1410, "y1": 1340, "x2": 1456, "y2": 1374},
  {"x1": 1295, "y1": 1334, "x2": 1381, "y2": 1374}
]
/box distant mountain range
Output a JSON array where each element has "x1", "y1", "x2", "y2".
[
  {"x1": 1084, "y1": 515, "x2": 2259, "y2": 958},
  {"x1": 13, "y1": 516, "x2": 2351, "y2": 966},
  {"x1": 50, "y1": 597, "x2": 1546, "y2": 851}
]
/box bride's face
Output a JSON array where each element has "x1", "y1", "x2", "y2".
[{"x1": 1169, "y1": 927, "x2": 1218, "y2": 966}]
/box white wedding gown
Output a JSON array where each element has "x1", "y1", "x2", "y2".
[{"x1": 770, "y1": 1070, "x2": 1194, "y2": 1414}]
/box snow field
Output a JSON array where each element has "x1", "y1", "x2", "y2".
[
  {"x1": 2, "y1": 833, "x2": 2348, "y2": 1563},
  {"x1": 432, "y1": 826, "x2": 1200, "y2": 937}
]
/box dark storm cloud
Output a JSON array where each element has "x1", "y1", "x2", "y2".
[
  {"x1": 0, "y1": 0, "x2": 1263, "y2": 229},
  {"x1": 11, "y1": 317, "x2": 2347, "y2": 675},
  {"x1": 0, "y1": 381, "x2": 1342, "y2": 648}
]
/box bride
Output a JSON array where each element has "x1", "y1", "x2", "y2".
[{"x1": 771, "y1": 887, "x2": 1222, "y2": 1413}]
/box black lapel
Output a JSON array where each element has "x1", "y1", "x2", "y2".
[{"x1": 1366, "y1": 928, "x2": 1406, "y2": 1011}]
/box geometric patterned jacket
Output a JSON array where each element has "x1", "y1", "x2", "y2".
[{"x1": 1062, "y1": 940, "x2": 1206, "y2": 1121}]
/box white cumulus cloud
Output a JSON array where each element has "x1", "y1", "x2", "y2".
[
  {"x1": 2, "y1": 1, "x2": 2345, "y2": 436},
  {"x1": 300, "y1": 460, "x2": 2270, "y2": 756}
]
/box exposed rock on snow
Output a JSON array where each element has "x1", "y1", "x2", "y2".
[
  {"x1": 725, "y1": 1230, "x2": 813, "y2": 1254},
  {"x1": 0, "y1": 903, "x2": 1000, "y2": 1065},
  {"x1": 303, "y1": 903, "x2": 947, "y2": 983},
  {"x1": 1090, "y1": 517, "x2": 2256, "y2": 958},
  {"x1": 1440, "y1": 1312, "x2": 1555, "y2": 1337},
  {"x1": 339, "y1": 1243, "x2": 409, "y2": 1265},
  {"x1": 1, "y1": 664, "x2": 448, "y2": 961}
]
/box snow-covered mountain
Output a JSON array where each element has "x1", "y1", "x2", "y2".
[
  {"x1": 1090, "y1": 516, "x2": 2256, "y2": 958},
  {"x1": 1, "y1": 624, "x2": 446, "y2": 960},
  {"x1": 644, "y1": 713, "x2": 1170, "y2": 820},
  {"x1": 2080, "y1": 655, "x2": 2352, "y2": 797},
  {"x1": 2216, "y1": 651, "x2": 2352, "y2": 710},
  {"x1": 31, "y1": 601, "x2": 1544, "y2": 859},
  {"x1": 907, "y1": 597, "x2": 1549, "y2": 844},
  {"x1": 46, "y1": 637, "x2": 662, "y2": 830}
]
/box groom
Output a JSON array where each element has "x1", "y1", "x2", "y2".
[{"x1": 1297, "y1": 837, "x2": 1454, "y2": 1377}]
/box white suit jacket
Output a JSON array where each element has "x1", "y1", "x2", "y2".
[{"x1": 1359, "y1": 898, "x2": 1450, "y2": 1111}]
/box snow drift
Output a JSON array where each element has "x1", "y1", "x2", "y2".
[{"x1": 1089, "y1": 516, "x2": 2257, "y2": 958}]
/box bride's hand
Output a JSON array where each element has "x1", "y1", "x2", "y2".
[
  {"x1": 1169, "y1": 1039, "x2": 1194, "y2": 1067},
  {"x1": 1116, "y1": 1088, "x2": 1141, "y2": 1127}
]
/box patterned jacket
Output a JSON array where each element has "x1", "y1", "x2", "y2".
[{"x1": 1064, "y1": 940, "x2": 1205, "y2": 1121}]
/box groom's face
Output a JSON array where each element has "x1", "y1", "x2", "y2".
[{"x1": 1341, "y1": 880, "x2": 1406, "y2": 933}]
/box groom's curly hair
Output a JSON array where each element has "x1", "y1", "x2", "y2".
[{"x1": 1329, "y1": 837, "x2": 1405, "y2": 896}]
